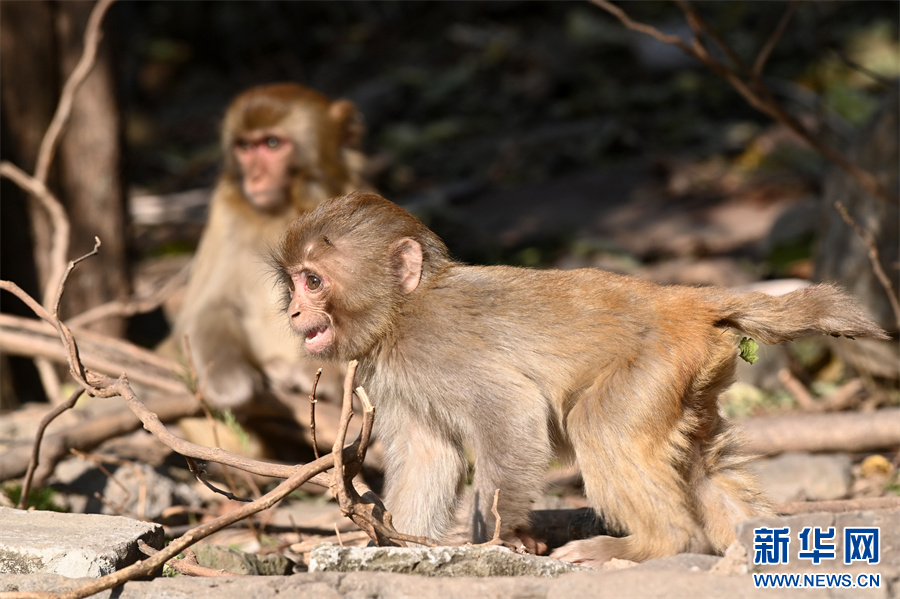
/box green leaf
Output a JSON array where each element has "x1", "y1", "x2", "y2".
[{"x1": 739, "y1": 337, "x2": 759, "y2": 365}]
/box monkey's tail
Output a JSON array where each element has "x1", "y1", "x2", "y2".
[{"x1": 712, "y1": 282, "x2": 890, "y2": 345}]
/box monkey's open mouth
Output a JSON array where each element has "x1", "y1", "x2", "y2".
[{"x1": 304, "y1": 326, "x2": 333, "y2": 354}]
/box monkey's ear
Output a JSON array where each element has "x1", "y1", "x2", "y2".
[
  {"x1": 329, "y1": 99, "x2": 364, "y2": 148},
  {"x1": 391, "y1": 238, "x2": 423, "y2": 294}
]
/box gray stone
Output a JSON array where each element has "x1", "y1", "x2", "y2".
[
  {"x1": 309, "y1": 543, "x2": 586, "y2": 577},
  {"x1": 634, "y1": 553, "x2": 721, "y2": 572},
  {"x1": 753, "y1": 452, "x2": 852, "y2": 502},
  {"x1": 0, "y1": 506, "x2": 163, "y2": 578},
  {"x1": 53, "y1": 459, "x2": 202, "y2": 520},
  {"x1": 194, "y1": 543, "x2": 293, "y2": 575}
]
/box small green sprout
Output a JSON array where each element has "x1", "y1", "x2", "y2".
[{"x1": 739, "y1": 337, "x2": 760, "y2": 365}]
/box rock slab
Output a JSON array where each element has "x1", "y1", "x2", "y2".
[
  {"x1": 309, "y1": 543, "x2": 586, "y2": 577},
  {"x1": 0, "y1": 506, "x2": 163, "y2": 578}
]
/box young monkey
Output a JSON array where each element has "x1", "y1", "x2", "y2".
[{"x1": 273, "y1": 191, "x2": 889, "y2": 566}]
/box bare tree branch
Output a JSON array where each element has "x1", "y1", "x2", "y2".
[
  {"x1": 0, "y1": 269, "x2": 382, "y2": 597},
  {"x1": 33, "y1": 0, "x2": 115, "y2": 186},
  {"x1": 0, "y1": 162, "x2": 71, "y2": 309},
  {"x1": 309, "y1": 368, "x2": 323, "y2": 459},
  {"x1": 0, "y1": 312, "x2": 186, "y2": 395},
  {"x1": 325, "y1": 365, "x2": 437, "y2": 548},
  {"x1": 16, "y1": 387, "x2": 85, "y2": 509},
  {"x1": 753, "y1": 0, "x2": 800, "y2": 78},
  {"x1": 67, "y1": 260, "x2": 190, "y2": 329},
  {"x1": 834, "y1": 201, "x2": 900, "y2": 330},
  {"x1": 0, "y1": 452, "x2": 340, "y2": 599},
  {"x1": 137, "y1": 541, "x2": 247, "y2": 578},
  {"x1": 589, "y1": 0, "x2": 898, "y2": 205}
]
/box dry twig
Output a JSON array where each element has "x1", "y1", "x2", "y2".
[
  {"x1": 327, "y1": 362, "x2": 438, "y2": 548},
  {"x1": 16, "y1": 387, "x2": 85, "y2": 509},
  {"x1": 0, "y1": 0, "x2": 115, "y2": 404},
  {"x1": 0, "y1": 392, "x2": 199, "y2": 484},
  {"x1": 69, "y1": 449, "x2": 147, "y2": 518},
  {"x1": 33, "y1": 0, "x2": 115, "y2": 186},
  {"x1": 752, "y1": 0, "x2": 800, "y2": 78},
  {"x1": 310, "y1": 368, "x2": 323, "y2": 459},
  {"x1": 181, "y1": 335, "x2": 249, "y2": 502},
  {"x1": 67, "y1": 261, "x2": 190, "y2": 329},
  {"x1": 137, "y1": 540, "x2": 247, "y2": 578},
  {"x1": 0, "y1": 294, "x2": 374, "y2": 598},
  {"x1": 834, "y1": 201, "x2": 900, "y2": 331},
  {"x1": 0, "y1": 163, "x2": 70, "y2": 310},
  {"x1": 1, "y1": 246, "x2": 394, "y2": 597},
  {"x1": 777, "y1": 368, "x2": 816, "y2": 411}
]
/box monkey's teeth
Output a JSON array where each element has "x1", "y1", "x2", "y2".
[{"x1": 304, "y1": 326, "x2": 331, "y2": 353}]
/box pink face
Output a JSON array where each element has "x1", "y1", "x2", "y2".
[
  {"x1": 288, "y1": 266, "x2": 336, "y2": 357},
  {"x1": 233, "y1": 129, "x2": 295, "y2": 211}
]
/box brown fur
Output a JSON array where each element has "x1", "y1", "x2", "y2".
[
  {"x1": 274, "y1": 192, "x2": 889, "y2": 565},
  {"x1": 160, "y1": 84, "x2": 367, "y2": 410}
]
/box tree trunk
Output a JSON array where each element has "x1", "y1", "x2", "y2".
[
  {"x1": 814, "y1": 86, "x2": 900, "y2": 380},
  {"x1": 0, "y1": 0, "x2": 60, "y2": 405},
  {"x1": 0, "y1": 0, "x2": 129, "y2": 406},
  {"x1": 54, "y1": 0, "x2": 131, "y2": 337}
]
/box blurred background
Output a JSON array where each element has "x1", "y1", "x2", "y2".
[{"x1": 2, "y1": 0, "x2": 898, "y2": 407}]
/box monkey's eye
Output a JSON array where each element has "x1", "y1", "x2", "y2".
[
  {"x1": 306, "y1": 274, "x2": 322, "y2": 291},
  {"x1": 265, "y1": 136, "x2": 281, "y2": 149},
  {"x1": 235, "y1": 139, "x2": 253, "y2": 151}
]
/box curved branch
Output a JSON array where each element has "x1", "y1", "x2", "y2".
[
  {"x1": 753, "y1": 0, "x2": 800, "y2": 78},
  {"x1": 0, "y1": 453, "x2": 337, "y2": 599},
  {"x1": 16, "y1": 388, "x2": 86, "y2": 509},
  {"x1": 0, "y1": 162, "x2": 70, "y2": 308},
  {"x1": 835, "y1": 201, "x2": 900, "y2": 330},
  {"x1": 33, "y1": 0, "x2": 115, "y2": 185},
  {"x1": 67, "y1": 260, "x2": 190, "y2": 329}
]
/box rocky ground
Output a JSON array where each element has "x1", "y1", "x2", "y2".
[{"x1": 1, "y1": 504, "x2": 898, "y2": 598}]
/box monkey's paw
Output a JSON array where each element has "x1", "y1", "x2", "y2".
[
  {"x1": 204, "y1": 361, "x2": 261, "y2": 411},
  {"x1": 550, "y1": 536, "x2": 631, "y2": 569}
]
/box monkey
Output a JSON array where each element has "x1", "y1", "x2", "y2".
[
  {"x1": 273, "y1": 191, "x2": 889, "y2": 566},
  {"x1": 161, "y1": 83, "x2": 367, "y2": 412}
]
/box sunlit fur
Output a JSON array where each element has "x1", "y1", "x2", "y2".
[{"x1": 275, "y1": 192, "x2": 889, "y2": 564}]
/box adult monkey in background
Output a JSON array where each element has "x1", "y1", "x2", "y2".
[
  {"x1": 274, "y1": 192, "x2": 888, "y2": 566},
  {"x1": 162, "y1": 83, "x2": 366, "y2": 410}
]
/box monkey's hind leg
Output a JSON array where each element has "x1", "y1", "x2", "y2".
[
  {"x1": 552, "y1": 374, "x2": 709, "y2": 566},
  {"x1": 690, "y1": 414, "x2": 775, "y2": 554},
  {"x1": 685, "y1": 338, "x2": 775, "y2": 554}
]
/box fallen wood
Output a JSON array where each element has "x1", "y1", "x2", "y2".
[
  {"x1": 0, "y1": 393, "x2": 200, "y2": 483},
  {"x1": 0, "y1": 312, "x2": 185, "y2": 395},
  {"x1": 739, "y1": 408, "x2": 900, "y2": 456}
]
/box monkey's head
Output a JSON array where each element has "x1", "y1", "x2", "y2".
[
  {"x1": 274, "y1": 192, "x2": 451, "y2": 362},
  {"x1": 222, "y1": 83, "x2": 365, "y2": 214}
]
